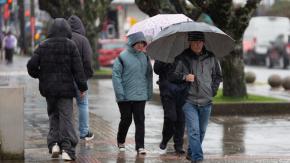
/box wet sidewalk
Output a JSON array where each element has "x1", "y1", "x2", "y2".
[{"x1": 1, "y1": 56, "x2": 290, "y2": 163}]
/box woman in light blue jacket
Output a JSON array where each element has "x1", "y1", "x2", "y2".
[{"x1": 112, "y1": 32, "x2": 153, "y2": 154}]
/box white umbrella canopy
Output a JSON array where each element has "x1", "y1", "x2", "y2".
[
  {"x1": 126, "y1": 14, "x2": 192, "y2": 42},
  {"x1": 147, "y1": 21, "x2": 235, "y2": 63}
]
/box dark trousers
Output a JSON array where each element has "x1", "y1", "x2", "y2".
[
  {"x1": 4, "y1": 48, "x2": 13, "y2": 64},
  {"x1": 46, "y1": 97, "x2": 78, "y2": 159},
  {"x1": 117, "y1": 101, "x2": 146, "y2": 150},
  {"x1": 160, "y1": 94, "x2": 185, "y2": 150}
]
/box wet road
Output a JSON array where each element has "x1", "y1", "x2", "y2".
[{"x1": 1, "y1": 56, "x2": 290, "y2": 162}]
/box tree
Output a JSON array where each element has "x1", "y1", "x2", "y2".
[
  {"x1": 135, "y1": 0, "x2": 261, "y2": 97},
  {"x1": 265, "y1": 0, "x2": 290, "y2": 18},
  {"x1": 38, "y1": 0, "x2": 112, "y2": 69}
]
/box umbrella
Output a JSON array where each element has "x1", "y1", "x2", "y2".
[
  {"x1": 126, "y1": 14, "x2": 192, "y2": 42},
  {"x1": 147, "y1": 21, "x2": 235, "y2": 63}
]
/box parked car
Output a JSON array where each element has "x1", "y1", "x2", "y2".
[
  {"x1": 266, "y1": 35, "x2": 290, "y2": 69},
  {"x1": 243, "y1": 16, "x2": 290, "y2": 65},
  {"x1": 97, "y1": 39, "x2": 126, "y2": 67}
]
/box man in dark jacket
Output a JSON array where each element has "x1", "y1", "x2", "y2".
[
  {"x1": 68, "y1": 15, "x2": 94, "y2": 141},
  {"x1": 171, "y1": 31, "x2": 222, "y2": 163},
  {"x1": 27, "y1": 18, "x2": 88, "y2": 161},
  {"x1": 154, "y1": 60, "x2": 185, "y2": 154}
]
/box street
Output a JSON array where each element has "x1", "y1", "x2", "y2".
[{"x1": 245, "y1": 65, "x2": 290, "y2": 84}]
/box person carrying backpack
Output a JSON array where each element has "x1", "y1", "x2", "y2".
[
  {"x1": 2, "y1": 31, "x2": 17, "y2": 64},
  {"x1": 68, "y1": 15, "x2": 94, "y2": 141},
  {"x1": 112, "y1": 32, "x2": 153, "y2": 154}
]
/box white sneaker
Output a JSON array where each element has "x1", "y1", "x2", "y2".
[
  {"x1": 61, "y1": 150, "x2": 72, "y2": 161},
  {"x1": 80, "y1": 131, "x2": 95, "y2": 141},
  {"x1": 51, "y1": 143, "x2": 60, "y2": 158},
  {"x1": 138, "y1": 148, "x2": 147, "y2": 155},
  {"x1": 118, "y1": 143, "x2": 125, "y2": 152}
]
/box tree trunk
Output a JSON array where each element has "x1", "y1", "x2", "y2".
[{"x1": 221, "y1": 45, "x2": 247, "y2": 97}]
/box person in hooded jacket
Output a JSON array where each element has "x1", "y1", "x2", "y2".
[
  {"x1": 68, "y1": 15, "x2": 94, "y2": 141},
  {"x1": 27, "y1": 18, "x2": 88, "y2": 161},
  {"x1": 154, "y1": 60, "x2": 185, "y2": 155},
  {"x1": 171, "y1": 31, "x2": 222, "y2": 163},
  {"x1": 112, "y1": 31, "x2": 153, "y2": 154}
]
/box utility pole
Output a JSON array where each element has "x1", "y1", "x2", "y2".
[
  {"x1": 18, "y1": 0, "x2": 26, "y2": 55},
  {"x1": 30, "y1": 0, "x2": 35, "y2": 53}
]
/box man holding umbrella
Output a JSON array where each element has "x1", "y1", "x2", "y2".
[{"x1": 171, "y1": 31, "x2": 222, "y2": 162}]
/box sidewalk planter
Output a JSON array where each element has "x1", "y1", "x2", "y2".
[
  {"x1": 268, "y1": 74, "x2": 282, "y2": 88},
  {"x1": 0, "y1": 87, "x2": 24, "y2": 160}
]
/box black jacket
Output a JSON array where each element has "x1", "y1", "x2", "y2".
[
  {"x1": 68, "y1": 15, "x2": 93, "y2": 79},
  {"x1": 27, "y1": 18, "x2": 88, "y2": 98},
  {"x1": 154, "y1": 60, "x2": 187, "y2": 100}
]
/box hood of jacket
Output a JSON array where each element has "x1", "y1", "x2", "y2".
[
  {"x1": 68, "y1": 15, "x2": 86, "y2": 36},
  {"x1": 47, "y1": 18, "x2": 72, "y2": 39},
  {"x1": 127, "y1": 32, "x2": 147, "y2": 47}
]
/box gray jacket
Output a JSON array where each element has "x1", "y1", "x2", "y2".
[{"x1": 171, "y1": 48, "x2": 222, "y2": 106}]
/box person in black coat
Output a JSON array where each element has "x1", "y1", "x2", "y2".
[
  {"x1": 68, "y1": 15, "x2": 94, "y2": 141},
  {"x1": 27, "y1": 18, "x2": 88, "y2": 161},
  {"x1": 154, "y1": 60, "x2": 185, "y2": 154}
]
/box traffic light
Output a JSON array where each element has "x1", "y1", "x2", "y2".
[{"x1": 7, "y1": 0, "x2": 13, "y2": 10}]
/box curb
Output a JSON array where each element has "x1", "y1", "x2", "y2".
[
  {"x1": 91, "y1": 74, "x2": 111, "y2": 79},
  {"x1": 213, "y1": 102, "x2": 290, "y2": 116},
  {"x1": 152, "y1": 92, "x2": 290, "y2": 116}
]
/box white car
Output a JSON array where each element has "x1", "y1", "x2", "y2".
[{"x1": 243, "y1": 16, "x2": 290, "y2": 65}]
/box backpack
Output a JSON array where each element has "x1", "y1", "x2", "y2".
[{"x1": 117, "y1": 55, "x2": 150, "y2": 72}]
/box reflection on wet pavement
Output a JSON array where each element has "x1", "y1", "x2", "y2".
[{"x1": 89, "y1": 79, "x2": 290, "y2": 160}]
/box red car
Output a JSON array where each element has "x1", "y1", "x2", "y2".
[{"x1": 97, "y1": 39, "x2": 126, "y2": 67}]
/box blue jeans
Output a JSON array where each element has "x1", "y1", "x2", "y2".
[
  {"x1": 182, "y1": 102, "x2": 212, "y2": 161},
  {"x1": 75, "y1": 82, "x2": 89, "y2": 138}
]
